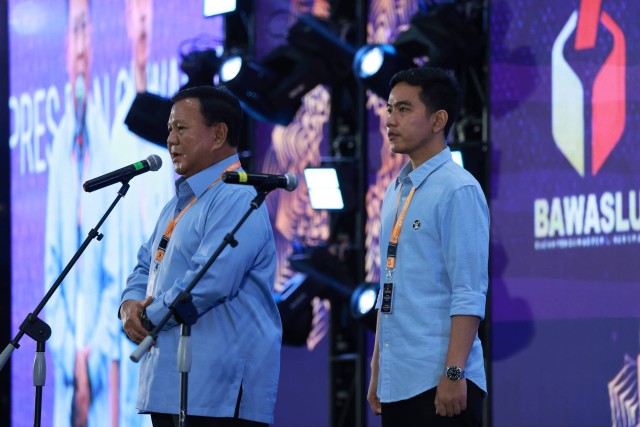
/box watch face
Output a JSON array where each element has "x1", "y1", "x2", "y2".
[{"x1": 446, "y1": 366, "x2": 463, "y2": 381}]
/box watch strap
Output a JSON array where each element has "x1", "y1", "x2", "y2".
[{"x1": 140, "y1": 307, "x2": 156, "y2": 332}]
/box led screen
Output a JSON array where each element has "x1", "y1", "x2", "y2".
[
  {"x1": 9, "y1": 1, "x2": 222, "y2": 425},
  {"x1": 490, "y1": 0, "x2": 640, "y2": 425}
]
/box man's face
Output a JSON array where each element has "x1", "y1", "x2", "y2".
[
  {"x1": 67, "y1": 0, "x2": 91, "y2": 105},
  {"x1": 126, "y1": 0, "x2": 152, "y2": 68},
  {"x1": 385, "y1": 82, "x2": 437, "y2": 159},
  {"x1": 167, "y1": 98, "x2": 220, "y2": 178}
]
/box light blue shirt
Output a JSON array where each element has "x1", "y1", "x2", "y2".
[
  {"x1": 375, "y1": 147, "x2": 489, "y2": 402},
  {"x1": 45, "y1": 94, "x2": 119, "y2": 427},
  {"x1": 121, "y1": 154, "x2": 282, "y2": 423}
]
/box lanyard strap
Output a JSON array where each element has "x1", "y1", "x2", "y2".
[
  {"x1": 385, "y1": 185, "x2": 416, "y2": 270},
  {"x1": 154, "y1": 161, "x2": 242, "y2": 263}
]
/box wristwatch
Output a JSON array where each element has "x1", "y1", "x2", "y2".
[
  {"x1": 445, "y1": 365, "x2": 466, "y2": 381},
  {"x1": 139, "y1": 307, "x2": 155, "y2": 332}
]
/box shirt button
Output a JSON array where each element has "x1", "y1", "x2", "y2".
[
  {"x1": 384, "y1": 343, "x2": 389, "y2": 348},
  {"x1": 384, "y1": 314, "x2": 389, "y2": 319}
]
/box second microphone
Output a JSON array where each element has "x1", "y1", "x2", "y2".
[{"x1": 221, "y1": 171, "x2": 298, "y2": 192}]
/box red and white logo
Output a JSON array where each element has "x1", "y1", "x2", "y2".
[{"x1": 551, "y1": 0, "x2": 625, "y2": 176}]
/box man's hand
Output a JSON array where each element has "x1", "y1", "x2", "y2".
[
  {"x1": 367, "y1": 370, "x2": 382, "y2": 416},
  {"x1": 120, "y1": 296, "x2": 154, "y2": 344},
  {"x1": 434, "y1": 375, "x2": 467, "y2": 417}
]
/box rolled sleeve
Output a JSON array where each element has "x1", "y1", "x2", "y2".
[{"x1": 441, "y1": 184, "x2": 489, "y2": 319}]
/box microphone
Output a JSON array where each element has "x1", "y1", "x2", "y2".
[
  {"x1": 83, "y1": 154, "x2": 163, "y2": 192},
  {"x1": 222, "y1": 171, "x2": 298, "y2": 192}
]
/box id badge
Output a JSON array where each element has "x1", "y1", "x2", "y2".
[
  {"x1": 380, "y1": 282, "x2": 394, "y2": 313},
  {"x1": 146, "y1": 261, "x2": 160, "y2": 297}
]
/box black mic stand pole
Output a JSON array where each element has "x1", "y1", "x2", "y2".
[
  {"x1": 0, "y1": 182, "x2": 131, "y2": 427},
  {"x1": 131, "y1": 190, "x2": 270, "y2": 427}
]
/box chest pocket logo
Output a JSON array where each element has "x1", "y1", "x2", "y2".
[{"x1": 412, "y1": 220, "x2": 421, "y2": 230}]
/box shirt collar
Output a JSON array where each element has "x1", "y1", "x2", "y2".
[
  {"x1": 174, "y1": 154, "x2": 241, "y2": 198},
  {"x1": 396, "y1": 146, "x2": 452, "y2": 189}
]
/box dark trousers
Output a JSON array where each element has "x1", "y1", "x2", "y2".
[
  {"x1": 381, "y1": 380, "x2": 484, "y2": 427},
  {"x1": 150, "y1": 413, "x2": 267, "y2": 427}
]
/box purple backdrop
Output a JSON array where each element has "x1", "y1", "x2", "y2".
[{"x1": 490, "y1": 0, "x2": 640, "y2": 425}]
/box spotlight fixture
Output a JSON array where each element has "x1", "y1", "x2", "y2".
[
  {"x1": 451, "y1": 150, "x2": 464, "y2": 167},
  {"x1": 349, "y1": 282, "x2": 380, "y2": 330},
  {"x1": 179, "y1": 48, "x2": 221, "y2": 88},
  {"x1": 203, "y1": 0, "x2": 237, "y2": 17},
  {"x1": 219, "y1": 55, "x2": 243, "y2": 82},
  {"x1": 178, "y1": 35, "x2": 224, "y2": 88},
  {"x1": 220, "y1": 45, "x2": 330, "y2": 125},
  {"x1": 353, "y1": 44, "x2": 413, "y2": 99},
  {"x1": 124, "y1": 92, "x2": 173, "y2": 145},
  {"x1": 353, "y1": 2, "x2": 483, "y2": 99},
  {"x1": 125, "y1": 39, "x2": 224, "y2": 145},
  {"x1": 221, "y1": 14, "x2": 356, "y2": 125},
  {"x1": 274, "y1": 273, "x2": 320, "y2": 346}
]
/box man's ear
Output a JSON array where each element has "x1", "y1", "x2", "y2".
[
  {"x1": 432, "y1": 110, "x2": 449, "y2": 134},
  {"x1": 212, "y1": 122, "x2": 229, "y2": 148}
]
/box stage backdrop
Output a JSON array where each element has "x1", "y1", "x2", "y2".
[
  {"x1": 8, "y1": 1, "x2": 222, "y2": 426},
  {"x1": 9, "y1": 0, "x2": 337, "y2": 426},
  {"x1": 490, "y1": 0, "x2": 640, "y2": 425}
]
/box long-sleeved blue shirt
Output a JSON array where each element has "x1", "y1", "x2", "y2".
[
  {"x1": 121, "y1": 154, "x2": 282, "y2": 423},
  {"x1": 375, "y1": 147, "x2": 489, "y2": 402},
  {"x1": 45, "y1": 95, "x2": 120, "y2": 427}
]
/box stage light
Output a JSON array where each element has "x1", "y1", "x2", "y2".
[
  {"x1": 353, "y1": 44, "x2": 413, "y2": 99},
  {"x1": 203, "y1": 0, "x2": 236, "y2": 17},
  {"x1": 221, "y1": 46, "x2": 326, "y2": 125},
  {"x1": 451, "y1": 150, "x2": 464, "y2": 167},
  {"x1": 219, "y1": 55, "x2": 242, "y2": 82},
  {"x1": 125, "y1": 42, "x2": 224, "y2": 145},
  {"x1": 280, "y1": 246, "x2": 383, "y2": 341},
  {"x1": 288, "y1": 246, "x2": 353, "y2": 299},
  {"x1": 349, "y1": 282, "x2": 380, "y2": 330},
  {"x1": 448, "y1": 141, "x2": 487, "y2": 192},
  {"x1": 356, "y1": 46, "x2": 385, "y2": 78},
  {"x1": 274, "y1": 273, "x2": 319, "y2": 346},
  {"x1": 353, "y1": 2, "x2": 483, "y2": 99},
  {"x1": 304, "y1": 167, "x2": 345, "y2": 210},
  {"x1": 179, "y1": 48, "x2": 221, "y2": 88},
  {"x1": 277, "y1": 243, "x2": 354, "y2": 346},
  {"x1": 125, "y1": 92, "x2": 173, "y2": 145},
  {"x1": 350, "y1": 283, "x2": 378, "y2": 317},
  {"x1": 222, "y1": 14, "x2": 356, "y2": 125}
]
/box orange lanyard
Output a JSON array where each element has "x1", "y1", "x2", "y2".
[
  {"x1": 154, "y1": 161, "x2": 241, "y2": 263},
  {"x1": 385, "y1": 185, "x2": 416, "y2": 270}
]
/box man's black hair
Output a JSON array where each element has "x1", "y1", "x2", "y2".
[
  {"x1": 172, "y1": 86, "x2": 242, "y2": 147},
  {"x1": 389, "y1": 67, "x2": 462, "y2": 136}
]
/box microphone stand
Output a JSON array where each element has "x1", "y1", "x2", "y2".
[
  {"x1": 0, "y1": 182, "x2": 131, "y2": 427},
  {"x1": 131, "y1": 189, "x2": 270, "y2": 427}
]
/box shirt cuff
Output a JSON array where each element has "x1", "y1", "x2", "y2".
[
  {"x1": 145, "y1": 296, "x2": 180, "y2": 330},
  {"x1": 450, "y1": 291, "x2": 486, "y2": 319}
]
